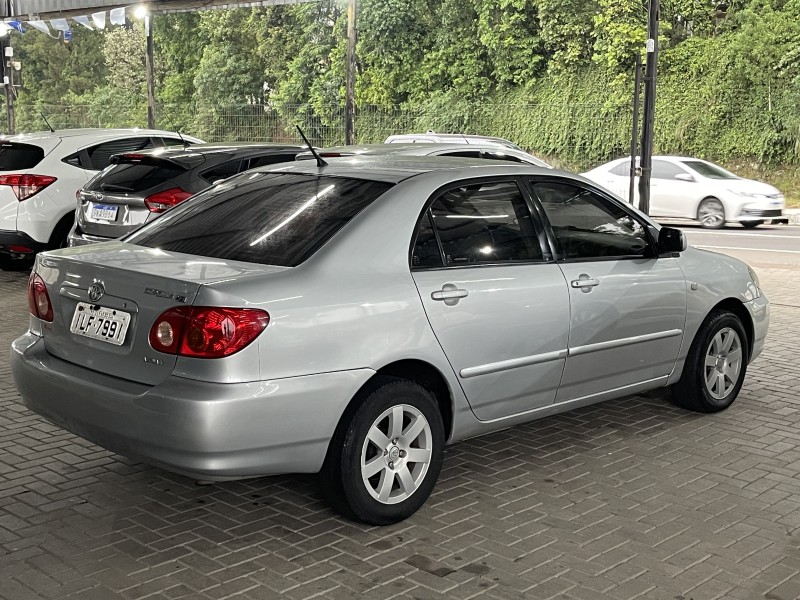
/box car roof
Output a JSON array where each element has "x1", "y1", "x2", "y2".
[
  {"x1": 1, "y1": 128, "x2": 187, "y2": 142},
  {"x1": 262, "y1": 154, "x2": 560, "y2": 183},
  {"x1": 301, "y1": 142, "x2": 524, "y2": 155}
]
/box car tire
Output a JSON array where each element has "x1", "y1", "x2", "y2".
[
  {"x1": 741, "y1": 220, "x2": 762, "y2": 229},
  {"x1": 320, "y1": 377, "x2": 445, "y2": 525},
  {"x1": 697, "y1": 198, "x2": 726, "y2": 229},
  {"x1": 671, "y1": 309, "x2": 748, "y2": 413}
]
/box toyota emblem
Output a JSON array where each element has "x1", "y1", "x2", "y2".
[{"x1": 88, "y1": 282, "x2": 105, "y2": 303}]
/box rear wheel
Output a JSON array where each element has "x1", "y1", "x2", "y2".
[
  {"x1": 741, "y1": 220, "x2": 762, "y2": 229},
  {"x1": 672, "y1": 309, "x2": 748, "y2": 412},
  {"x1": 320, "y1": 378, "x2": 445, "y2": 525},
  {"x1": 697, "y1": 198, "x2": 726, "y2": 229}
]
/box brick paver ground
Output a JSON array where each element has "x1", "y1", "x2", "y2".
[{"x1": 1, "y1": 263, "x2": 799, "y2": 600}]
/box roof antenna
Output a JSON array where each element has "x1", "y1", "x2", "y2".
[
  {"x1": 295, "y1": 125, "x2": 327, "y2": 168},
  {"x1": 40, "y1": 112, "x2": 55, "y2": 133},
  {"x1": 176, "y1": 130, "x2": 188, "y2": 148}
]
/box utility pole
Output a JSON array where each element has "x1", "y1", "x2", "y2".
[
  {"x1": 629, "y1": 54, "x2": 642, "y2": 205},
  {"x1": 1, "y1": 35, "x2": 15, "y2": 134},
  {"x1": 637, "y1": 0, "x2": 659, "y2": 215},
  {"x1": 144, "y1": 13, "x2": 155, "y2": 129},
  {"x1": 344, "y1": 0, "x2": 356, "y2": 145}
]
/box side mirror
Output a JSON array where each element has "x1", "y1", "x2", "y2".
[
  {"x1": 674, "y1": 173, "x2": 695, "y2": 182},
  {"x1": 658, "y1": 226, "x2": 687, "y2": 255}
]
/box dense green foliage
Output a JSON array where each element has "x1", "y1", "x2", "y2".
[{"x1": 6, "y1": 0, "x2": 800, "y2": 169}]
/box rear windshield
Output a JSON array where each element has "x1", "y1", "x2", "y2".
[
  {"x1": 86, "y1": 162, "x2": 187, "y2": 193},
  {"x1": 126, "y1": 173, "x2": 393, "y2": 267},
  {"x1": 0, "y1": 143, "x2": 45, "y2": 170}
]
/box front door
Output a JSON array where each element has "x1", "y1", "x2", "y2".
[
  {"x1": 410, "y1": 179, "x2": 571, "y2": 421},
  {"x1": 529, "y1": 179, "x2": 687, "y2": 402}
]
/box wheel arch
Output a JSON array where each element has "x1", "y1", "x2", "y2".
[
  {"x1": 329, "y1": 359, "x2": 455, "y2": 449},
  {"x1": 708, "y1": 297, "x2": 755, "y2": 360},
  {"x1": 47, "y1": 211, "x2": 75, "y2": 249}
]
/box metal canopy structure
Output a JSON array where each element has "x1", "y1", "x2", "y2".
[
  {"x1": 3, "y1": 0, "x2": 316, "y2": 19},
  {"x1": 0, "y1": 0, "x2": 358, "y2": 144}
]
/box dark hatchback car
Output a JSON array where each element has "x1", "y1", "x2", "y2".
[{"x1": 68, "y1": 143, "x2": 304, "y2": 246}]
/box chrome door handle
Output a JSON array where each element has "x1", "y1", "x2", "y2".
[
  {"x1": 571, "y1": 277, "x2": 600, "y2": 289},
  {"x1": 431, "y1": 288, "x2": 469, "y2": 301}
]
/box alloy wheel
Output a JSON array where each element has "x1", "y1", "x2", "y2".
[
  {"x1": 704, "y1": 327, "x2": 742, "y2": 400},
  {"x1": 360, "y1": 404, "x2": 433, "y2": 505}
]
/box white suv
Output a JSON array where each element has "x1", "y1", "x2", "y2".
[{"x1": 0, "y1": 128, "x2": 202, "y2": 264}]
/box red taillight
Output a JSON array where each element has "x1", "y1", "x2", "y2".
[
  {"x1": 27, "y1": 273, "x2": 54, "y2": 322},
  {"x1": 149, "y1": 306, "x2": 269, "y2": 358},
  {"x1": 0, "y1": 174, "x2": 57, "y2": 201},
  {"x1": 144, "y1": 187, "x2": 192, "y2": 213}
]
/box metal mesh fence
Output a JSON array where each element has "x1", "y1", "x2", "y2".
[{"x1": 15, "y1": 102, "x2": 633, "y2": 172}]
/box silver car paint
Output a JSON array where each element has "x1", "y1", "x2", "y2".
[{"x1": 10, "y1": 160, "x2": 770, "y2": 480}]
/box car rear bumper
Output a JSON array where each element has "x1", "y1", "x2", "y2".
[
  {"x1": 11, "y1": 333, "x2": 373, "y2": 479},
  {"x1": 0, "y1": 229, "x2": 48, "y2": 257},
  {"x1": 67, "y1": 226, "x2": 112, "y2": 247}
]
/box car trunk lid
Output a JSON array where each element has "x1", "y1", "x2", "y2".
[{"x1": 35, "y1": 242, "x2": 286, "y2": 386}]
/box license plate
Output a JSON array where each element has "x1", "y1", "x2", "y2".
[
  {"x1": 90, "y1": 203, "x2": 118, "y2": 221},
  {"x1": 69, "y1": 302, "x2": 130, "y2": 345}
]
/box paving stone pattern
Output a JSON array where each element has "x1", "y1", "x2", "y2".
[{"x1": 1, "y1": 264, "x2": 800, "y2": 600}]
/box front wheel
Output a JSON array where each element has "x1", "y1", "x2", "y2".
[
  {"x1": 672, "y1": 309, "x2": 748, "y2": 412},
  {"x1": 697, "y1": 198, "x2": 726, "y2": 229},
  {"x1": 321, "y1": 378, "x2": 445, "y2": 525}
]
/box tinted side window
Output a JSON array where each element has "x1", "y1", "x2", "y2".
[
  {"x1": 86, "y1": 137, "x2": 154, "y2": 170},
  {"x1": 429, "y1": 181, "x2": 542, "y2": 265},
  {"x1": 127, "y1": 174, "x2": 392, "y2": 267},
  {"x1": 609, "y1": 162, "x2": 629, "y2": 176},
  {"x1": 201, "y1": 159, "x2": 243, "y2": 183},
  {"x1": 0, "y1": 143, "x2": 45, "y2": 169},
  {"x1": 246, "y1": 153, "x2": 298, "y2": 169},
  {"x1": 652, "y1": 160, "x2": 688, "y2": 180},
  {"x1": 411, "y1": 211, "x2": 444, "y2": 269},
  {"x1": 533, "y1": 181, "x2": 649, "y2": 260}
]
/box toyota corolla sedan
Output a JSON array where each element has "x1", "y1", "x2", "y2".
[
  {"x1": 583, "y1": 156, "x2": 785, "y2": 228},
  {"x1": 11, "y1": 157, "x2": 769, "y2": 525}
]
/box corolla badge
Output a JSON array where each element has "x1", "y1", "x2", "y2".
[{"x1": 88, "y1": 282, "x2": 105, "y2": 303}]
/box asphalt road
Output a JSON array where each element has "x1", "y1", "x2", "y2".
[{"x1": 674, "y1": 223, "x2": 800, "y2": 269}]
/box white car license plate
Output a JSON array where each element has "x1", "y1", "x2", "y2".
[
  {"x1": 90, "y1": 203, "x2": 118, "y2": 221},
  {"x1": 69, "y1": 302, "x2": 131, "y2": 346}
]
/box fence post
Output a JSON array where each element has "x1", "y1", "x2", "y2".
[{"x1": 344, "y1": 0, "x2": 357, "y2": 145}]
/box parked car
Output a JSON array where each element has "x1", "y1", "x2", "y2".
[
  {"x1": 297, "y1": 142, "x2": 550, "y2": 167},
  {"x1": 0, "y1": 128, "x2": 203, "y2": 264},
  {"x1": 69, "y1": 143, "x2": 305, "y2": 246},
  {"x1": 12, "y1": 157, "x2": 768, "y2": 525},
  {"x1": 385, "y1": 131, "x2": 525, "y2": 152},
  {"x1": 582, "y1": 156, "x2": 785, "y2": 229}
]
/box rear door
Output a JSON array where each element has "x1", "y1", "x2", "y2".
[
  {"x1": 410, "y1": 178, "x2": 571, "y2": 421},
  {"x1": 528, "y1": 179, "x2": 687, "y2": 402}
]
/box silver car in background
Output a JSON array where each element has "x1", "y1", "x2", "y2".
[{"x1": 11, "y1": 157, "x2": 769, "y2": 524}]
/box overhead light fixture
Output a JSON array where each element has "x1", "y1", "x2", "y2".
[{"x1": 133, "y1": 5, "x2": 148, "y2": 20}]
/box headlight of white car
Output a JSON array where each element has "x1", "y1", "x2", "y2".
[{"x1": 727, "y1": 189, "x2": 775, "y2": 199}]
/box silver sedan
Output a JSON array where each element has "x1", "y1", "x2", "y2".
[{"x1": 11, "y1": 157, "x2": 769, "y2": 524}]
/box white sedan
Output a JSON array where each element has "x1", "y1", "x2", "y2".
[{"x1": 582, "y1": 156, "x2": 785, "y2": 229}]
